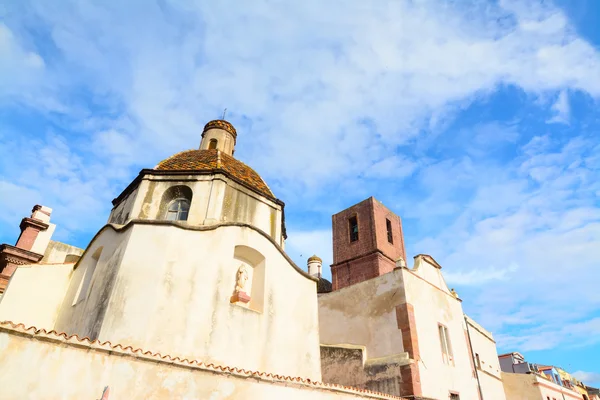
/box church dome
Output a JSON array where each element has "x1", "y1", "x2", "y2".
[
  {"x1": 155, "y1": 149, "x2": 274, "y2": 199},
  {"x1": 317, "y1": 277, "x2": 332, "y2": 294},
  {"x1": 307, "y1": 255, "x2": 322, "y2": 263}
]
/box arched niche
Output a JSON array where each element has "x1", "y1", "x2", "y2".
[{"x1": 232, "y1": 245, "x2": 266, "y2": 313}]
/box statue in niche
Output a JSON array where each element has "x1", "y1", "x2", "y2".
[
  {"x1": 235, "y1": 265, "x2": 249, "y2": 292},
  {"x1": 231, "y1": 264, "x2": 251, "y2": 304}
]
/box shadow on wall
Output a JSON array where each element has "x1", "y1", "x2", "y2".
[{"x1": 64, "y1": 254, "x2": 82, "y2": 263}]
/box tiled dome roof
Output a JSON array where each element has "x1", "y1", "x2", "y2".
[
  {"x1": 202, "y1": 120, "x2": 237, "y2": 142},
  {"x1": 155, "y1": 149, "x2": 273, "y2": 199},
  {"x1": 317, "y1": 277, "x2": 332, "y2": 294},
  {"x1": 307, "y1": 255, "x2": 322, "y2": 263}
]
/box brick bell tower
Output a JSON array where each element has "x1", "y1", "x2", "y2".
[{"x1": 330, "y1": 197, "x2": 407, "y2": 291}]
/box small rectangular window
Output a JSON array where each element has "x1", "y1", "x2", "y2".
[
  {"x1": 349, "y1": 216, "x2": 359, "y2": 242},
  {"x1": 450, "y1": 393, "x2": 460, "y2": 400},
  {"x1": 439, "y1": 324, "x2": 454, "y2": 365},
  {"x1": 386, "y1": 218, "x2": 393, "y2": 244},
  {"x1": 475, "y1": 353, "x2": 481, "y2": 369}
]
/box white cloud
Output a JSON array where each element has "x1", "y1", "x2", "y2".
[
  {"x1": 547, "y1": 90, "x2": 570, "y2": 124},
  {"x1": 0, "y1": 0, "x2": 599, "y2": 362},
  {"x1": 572, "y1": 371, "x2": 600, "y2": 385}
]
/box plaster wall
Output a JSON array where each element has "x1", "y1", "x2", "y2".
[
  {"x1": 318, "y1": 270, "x2": 406, "y2": 360},
  {"x1": 320, "y1": 345, "x2": 409, "y2": 397},
  {"x1": 108, "y1": 186, "x2": 139, "y2": 225},
  {"x1": 30, "y1": 222, "x2": 56, "y2": 255},
  {"x1": 55, "y1": 222, "x2": 321, "y2": 381},
  {"x1": 200, "y1": 129, "x2": 235, "y2": 155},
  {"x1": 0, "y1": 326, "x2": 399, "y2": 400},
  {"x1": 0, "y1": 263, "x2": 73, "y2": 330},
  {"x1": 401, "y1": 262, "x2": 480, "y2": 400},
  {"x1": 53, "y1": 226, "x2": 133, "y2": 340},
  {"x1": 502, "y1": 372, "x2": 584, "y2": 400},
  {"x1": 42, "y1": 240, "x2": 84, "y2": 264},
  {"x1": 501, "y1": 373, "x2": 542, "y2": 400},
  {"x1": 466, "y1": 317, "x2": 506, "y2": 400},
  {"x1": 113, "y1": 174, "x2": 283, "y2": 244}
]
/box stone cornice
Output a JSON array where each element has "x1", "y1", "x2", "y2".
[
  {"x1": 0, "y1": 244, "x2": 44, "y2": 266},
  {"x1": 111, "y1": 169, "x2": 284, "y2": 208},
  {"x1": 19, "y1": 217, "x2": 49, "y2": 232}
]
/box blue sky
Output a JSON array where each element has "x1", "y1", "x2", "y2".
[{"x1": 1, "y1": 0, "x2": 599, "y2": 387}]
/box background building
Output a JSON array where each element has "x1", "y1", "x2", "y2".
[
  {"x1": 318, "y1": 198, "x2": 506, "y2": 400},
  {"x1": 499, "y1": 353, "x2": 587, "y2": 400}
]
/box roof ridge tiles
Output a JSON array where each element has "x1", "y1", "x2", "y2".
[{"x1": 0, "y1": 320, "x2": 405, "y2": 399}]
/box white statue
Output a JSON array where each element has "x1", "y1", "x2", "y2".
[{"x1": 235, "y1": 265, "x2": 249, "y2": 293}]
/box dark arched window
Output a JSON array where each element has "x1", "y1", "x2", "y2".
[
  {"x1": 208, "y1": 139, "x2": 218, "y2": 149},
  {"x1": 158, "y1": 185, "x2": 193, "y2": 221},
  {"x1": 166, "y1": 199, "x2": 190, "y2": 221}
]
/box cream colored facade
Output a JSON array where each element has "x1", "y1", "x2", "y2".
[
  {"x1": 0, "y1": 322, "x2": 399, "y2": 400},
  {"x1": 465, "y1": 316, "x2": 506, "y2": 400},
  {"x1": 0, "y1": 195, "x2": 317, "y2": 383},
  {"x1": 0, "y1": 120, "x2": 347, "y2": 399},
  {"x1": 502, "y1": 372, "x2": 584, "y2": 400},
  {"x1": 108, "y1": 173, "x2": 284, "y2": 247},
  {"x1": 319, "y1": 255, "x2": 506, "y2": 400}
]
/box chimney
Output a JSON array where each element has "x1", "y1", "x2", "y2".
[{"x1": 0, "y1": 205, "x2": 55, "y2": 293}]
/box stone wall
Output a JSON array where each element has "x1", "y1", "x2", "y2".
[
  {"x1": 42, "y1": 240, "x2": 84, "y2": 264},
  {"x1": 0, "y1": 322, "x2": 405, "y2": 400},
  {"x1": 320, "y1": 345, "x2": 410, "y2": 398}
]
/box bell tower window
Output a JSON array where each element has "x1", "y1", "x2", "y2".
[
  {"x1": 386, "y1": 218, "x2": 393, "y2": 244},
  {"x1": 166, "y1": 199, "x2": 190, "y2": 221},
  {"x1": 349, "y1": 216, "x2": 359, "y2": 242},
  {"x1": 208, "y1": 139, "x2": 218, "y2": 149}
]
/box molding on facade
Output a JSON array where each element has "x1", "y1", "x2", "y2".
[{"x1": 0, "y1": 244, "x2": 44, "y2": 268}]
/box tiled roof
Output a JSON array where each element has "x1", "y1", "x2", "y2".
[
  {"x1": 0, "y1": 320, "x2": 404, "y2": 400},
  {"x1": 155, "y1": 149, "x2": 274, "y2": 199},
  {"x1": 317, "y1": 277, "x2": 332, "y2": 294}
]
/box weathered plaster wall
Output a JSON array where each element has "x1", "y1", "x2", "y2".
[
  {"x1": 54, "y1": 227, "x2": 134, "y2": 340},
  {"x1": 466, "y1": 316, "x2": 506, "y2": 400},
  {"x1": 1, "y1": 221, "x2": 319, "y2": 381},
  {"x1": 401, "y1": 261, "x2": 480, "y2": 400},
  {"x1": 200, "y1": 128, "x2": 235, "y2": 155},
  {"x1": 0, "y1": 324, "x2": 402, "y2": 400},
  {"x1": 108, "y1": 186, "x2": 139, "y2": 225},
  {"x1": 502, "y1": 372, "x2": 584, "y2": 400},
  {"x1": 318, "y1": 271, "x2": 406, "y2": 360},
  {"x1": 53, "y1": 222, "x2": 320, "y2": 381},
  {"x1": 501, "y1": 373, "x2": 541, "y2": 400},
  {"x1": 320, "y1": 345, "x2": 409, "y2": 398},
  {"x1": 30, "y1": 222, "x2": 56, "y2": 255},
  {"x1": 113, "y1": 174, "x2": 283, "y2": 244},
  {"x1": 42, "y1": 240, "x2": 84, "y2": 264},
  {"x1": 0, "y1": 264, "x2": 73, "y2": 329}
]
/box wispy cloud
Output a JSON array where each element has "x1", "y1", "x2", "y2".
[
  {"x1": 547, "y1": 90, "x2": 571, "y2": 124},
  {"x1": 572, "y1": 371, "x2": 600, "y2": 386},
  {"x1": 1, "y1": 0, "x2": 599, "y2": 373}
]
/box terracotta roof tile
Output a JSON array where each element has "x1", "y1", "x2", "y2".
[
  {"x1": 155, "y1": 149, "x2": 274, "y2": 199},
  {"x1": 0, "y1": 320, "x2": 405, "y2": 399}
]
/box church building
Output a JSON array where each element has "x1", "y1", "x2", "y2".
[{"x1": 0, "y1": 119, "x2": 505, "y2": 400}]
